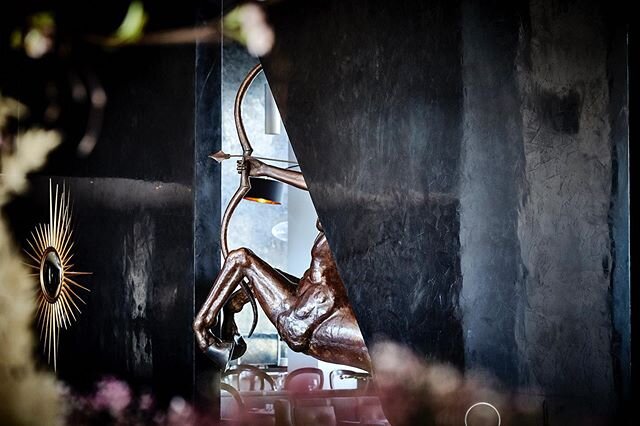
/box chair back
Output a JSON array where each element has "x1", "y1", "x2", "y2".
[
  {"x1": 222, "y1": 364, "x2": 276, "y2": 391},
  {"x1": 283, "y1": 367, "x2": 324, "y2": 392},
  {"x1": 274, "y1": 399, "x2": 293, "y2": 426},
  {"x1": 220, "y1": 383, "x2": 245, "y2": 420}
]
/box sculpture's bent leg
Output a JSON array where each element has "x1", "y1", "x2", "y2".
[
  {"x1": 221, "y1": 268, "x2": 299, "y2": 358},
  {"x1": 220, "y1": 289, "x2": 253, "y2": 360},
  {"x1": 307, "y1": 307, "x2": 372, "y2": 372},
  {"x1": 193, "y1": 248, "x2": 297, "y2": 353},
  {"x1": 194, "y1": 249, "x2": 248, "y2": 350},
  {"x1": 224, "y1": 266, "x2": 298, "y2": 315}
]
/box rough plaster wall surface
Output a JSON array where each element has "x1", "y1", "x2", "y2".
[
  {"x1": 516, "y1": 0, "x2": 614, "y2": 413},
  {"x1": 123, "y1": 214, "x2": 154, "y2": 377},
  {"x1": 264, "y1": 0, "x2": 467, "y2": 366},
  {"x1": 262, "y1": 0, "x2": 627, "y2": 422},
  {"x1": 49, "y1": 176, "x2": 194, "y2": 399}
]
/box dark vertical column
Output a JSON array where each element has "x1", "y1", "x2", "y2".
[
  {"x1": 629, "y1": 17, "x2": 637, "y2": 418},
  {"x1": 515, "y1": 0, "x2": 618, "y2": 422},
  {"x1": 606, "y1": 8, "x2": 630, "y2": 417},
  {"x1": 459, "y1": 0, "x2": 527, "y2": 388},
  {"x1": 194, "y1": 7, "x2": 223, "y2": 411}
]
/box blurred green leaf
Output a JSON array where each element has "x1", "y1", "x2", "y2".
[{"x1": 113, "y1": 1, "x2": 148, "y2": 44}]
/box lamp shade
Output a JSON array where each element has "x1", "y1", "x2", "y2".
[{"x1": 244, "y1": 177, "x2": 284, "y2": 205}]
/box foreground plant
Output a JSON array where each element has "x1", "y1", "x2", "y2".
[{"x1": 0, "y1": 94, "x2": 62, "y2": 425}]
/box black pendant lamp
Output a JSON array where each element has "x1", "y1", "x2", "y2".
[{"x1": 244, "y1": 177, "x2": 284, "y2": 205}]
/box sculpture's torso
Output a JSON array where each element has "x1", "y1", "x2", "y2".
[{"x1": 306, "y1": 231, "x2": 343, "y2": 284}]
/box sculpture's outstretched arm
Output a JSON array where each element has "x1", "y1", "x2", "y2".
[{"x1": 244, "y1": 157, "x2": 307, "y2": 191}]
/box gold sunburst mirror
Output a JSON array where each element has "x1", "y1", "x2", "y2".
[{"x1": 24, "y1": 180, "x2": 90, "y2": 371}]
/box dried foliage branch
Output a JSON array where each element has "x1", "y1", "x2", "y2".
[{"x1": 0, "y1": 94, "x2": 62, "y2": 426}]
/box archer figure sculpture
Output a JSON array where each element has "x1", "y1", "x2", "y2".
[
  {"x1": 193, "y1": 64, "x2": 370, "y2": 372},
  {"x1": 193, "y1": 157, "x2": 371, "y2": 372}
]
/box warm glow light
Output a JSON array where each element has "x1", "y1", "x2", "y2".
[{"x1": 244, "y1": 196, "x2": 281, "y2": 205}]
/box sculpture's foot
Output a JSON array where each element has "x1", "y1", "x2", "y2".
[
  {"x1": 231, "y1": 333, "x2": 247, "y2": 360},
  {"x1": 221, "y1": 310, "x2": 248, "y2": 361},
  {"x1": 204, "y1": 336, "x2": 235, "y2": 370}
]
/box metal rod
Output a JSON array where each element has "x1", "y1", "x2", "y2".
[{"x1": 226, "y1": 154, "x2": 297, "y2": 164}]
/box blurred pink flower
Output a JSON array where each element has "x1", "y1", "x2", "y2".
[
  {"x1": 167, "y1": 396, "x2": 196, "y2": 426},
  {"x1": 371, "y1": 341, "x2": 516, "y2": 426},
  {"x1": 91, "y1": 377, "x2": 132, "y2": 417},
  {"x1": 139, "y1": 392, "x2": 154, "y2": 411}
]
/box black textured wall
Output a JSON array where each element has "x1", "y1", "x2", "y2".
[
  {"x1": 262, "y1": 0, "x2": 629, "y2": 423},
  {"x1": 266, "y1": 0, "x2": 466, "y2": 368},
  {"x1": 3, "y1": 39, "x2": 222, "y2": 404}
]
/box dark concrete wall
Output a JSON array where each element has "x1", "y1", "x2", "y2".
[{"x1": 262, "y1": 0, "x2": 629, "y2": 423}]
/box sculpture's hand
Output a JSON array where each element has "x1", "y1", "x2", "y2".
[
  {"x1": 238, "y1": 157, "x2": 265, "y2": 177},
  {"x1": 240, "y1": 156, "x2": 308, "y2": 190}
]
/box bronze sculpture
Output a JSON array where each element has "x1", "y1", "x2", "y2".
[{"x1": 193, "y1": 64, "x2": 371, "y2": 372}]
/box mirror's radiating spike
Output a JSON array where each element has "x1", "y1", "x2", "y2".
[
  {"x1": 34, "y1": 224, "x2": 47, "y2": 254},
  {"x1": 48, "y1": 180, "x2": 53, "y2": 246},
  {"x1": 22, "y1": 261, "x2": 40, "y2": 270},
  {"x1": 52, "y1": 316, "x2": 58, "y2": 372},
  {"x1": 57, "y1": 303, "x2": 67, "y2": 330},
  {"x1": 35, "y1": 297, "x2": 46, "y2": 328},
  {"x1": 58, "y1": 224, "x2": 73, "y2": 263},
  {"x1": 30, "y1": 229, "x2": 45, "y2": 254},
  {"x1": 24, "y1": 237, "x2": 41, "y2": 260},
  {"x1": 60, "y1": 293, "x2": 77, "y2": 322},
  {"x1": 45, "y1": 304, "x2": 52, "y2": 361},
  {"x1": 62, "y1": 288, "x2": 83, "y2": 314},
  {"x1": 52, "y1": 184, "x2": 60, "y2": 250},
  {"x1": 60, "y1": 237, "x2": 75, "y2": 266},
  {"x1": 65, "y1": 277, "x2": 90, "y2": 292},
  {"x1": 64, "y1": 285, "x2": 87, "y2": 305}
]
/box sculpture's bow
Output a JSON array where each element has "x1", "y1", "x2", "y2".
[{"x1": 216, "y1": 63, "x2": 264, "y2": 337}]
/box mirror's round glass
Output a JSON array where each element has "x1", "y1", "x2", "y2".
[{"x1": 40, "y1": 248, "x2": 63, "y2": 301}]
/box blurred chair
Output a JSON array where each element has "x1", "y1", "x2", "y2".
[
  {"x1": 274, "y1": 399, "x2": 293, "y2": 426},
  {"x1": 329, "y1": 369, "x2": 372, "y2": 391},
  {"x1": 294, "y1": 405, "x2": 336, "y2": 426},
  {"x1": 220, "y1": 383, "x2": 246, "y2": 425},
  {"x1": 274, "y1": 398, "x2": 337, "y2": 426},
  {"x1": 357, "y1": 397, "x2": 388, "y2": 425},
  {"x1": 284, "y1": 367, "x2": 324, "y2": 392},
  {"x1": 222, "y1": 364, "x2": 277, "y2": 391}
]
